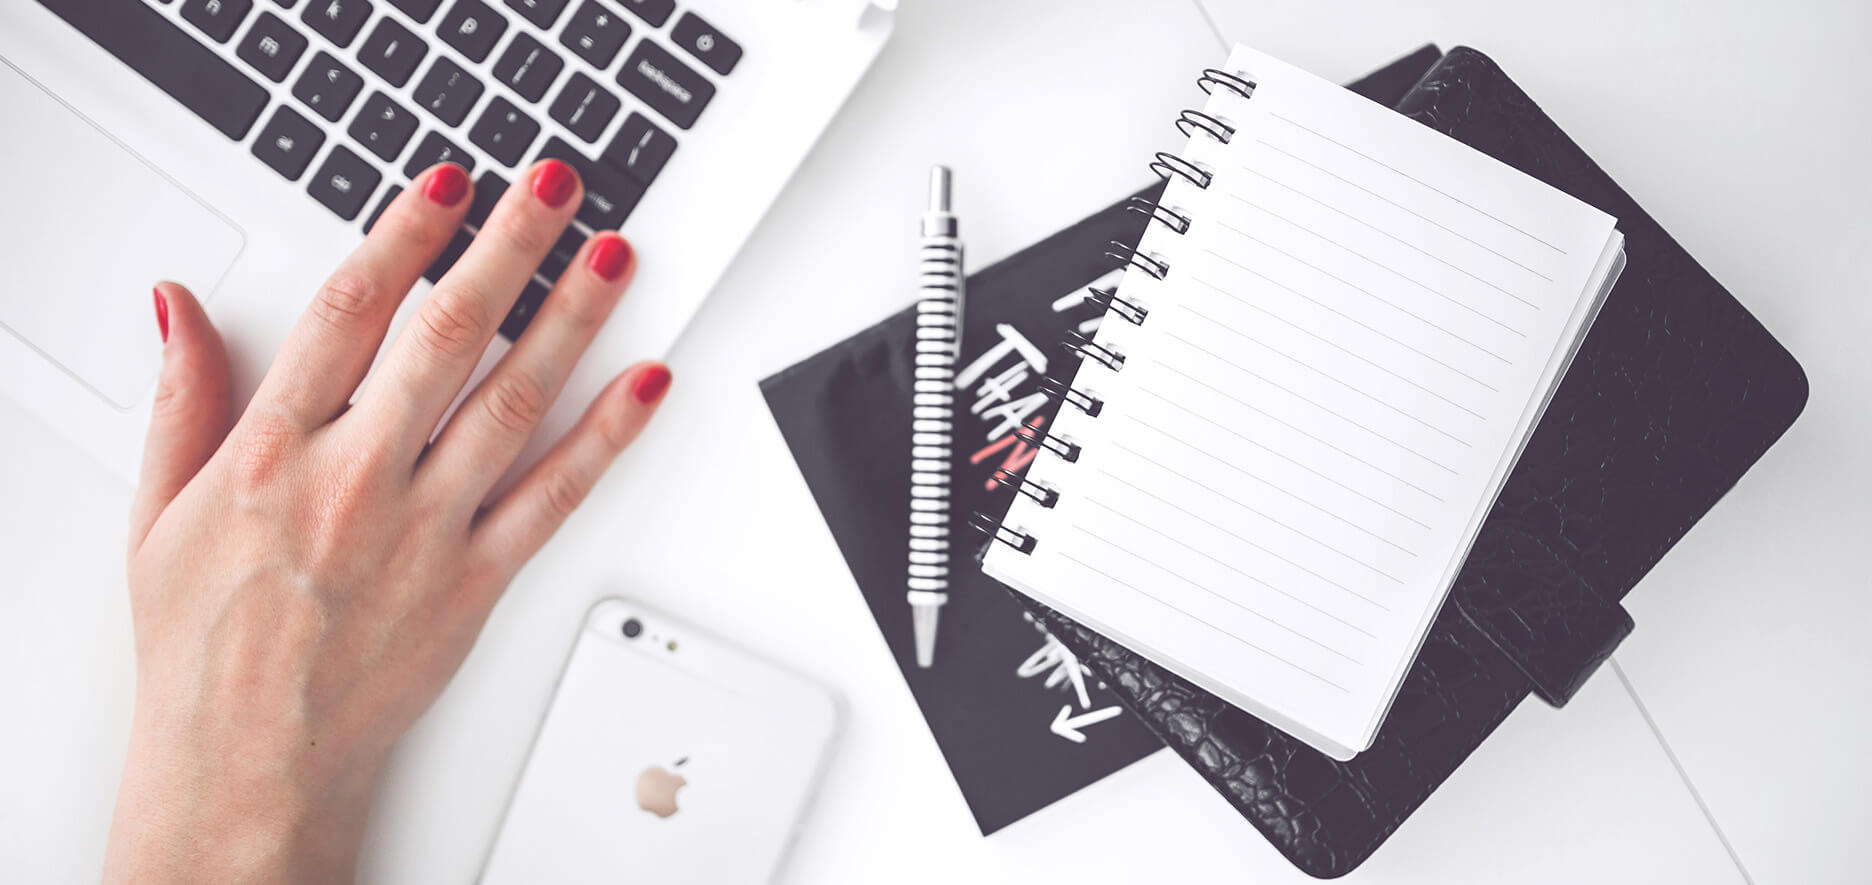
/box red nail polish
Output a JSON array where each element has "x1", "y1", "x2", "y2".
[
  {"x1": 632, "y1": 364, "x2": 671, "y2": 405},
  {"x1": 152, "y1": 288, "x2": 169, "y2": 344},
  {"x1": 533, "y1": 159, "x2": 577, "y2": 208},
  {"x1": 424, "y1": 163, "x2": 470, "y2": 207},
  {"x1": 587, "y1": 235, "x2": 633, "y2": 281}
]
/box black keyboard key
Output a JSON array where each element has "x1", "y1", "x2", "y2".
[
  {"x1": 617, "y1": 41, "x2": 713, "y2": 130},
  {"x1": 273, "y1": 0, "x2": 298, "y2": 7},
  {"x1": 467, "y1": 171, "x2": 509, "y2": 227},
  {"x1": 537, "y1": 227, "x2": 585, "y2": 280},
  {"x1": 536, "y1": 137, "x2": 643, "y2": 229},
  {"x1": 438, "y1": 0, "x2": 506, "y2": 63},
  {"x1": 293, "y1": 51, "x2": 364, "y2": 122},
  {"x1": 424, "y1": 228, "x2": 475, "y2": 283},
  {"x1": 251, "y1": 105, "x2": 326, "y2": 180},
  {"x1": 307, "y1": 145, "x2": 383, "y2": 220},
  {"x1": 349, "y1": 92, "x2": 420, "y2": 161},
  {"x1": 300, "y1": 0, "x2": 373, "y2": 47},
  {"x1": 601, "y1": 112, "x2": 675, "y2": 185},
  {"x1": 41, "y1": 0, "x2": 270, "y2": 140},
  {"x1": 404, "y1": 131, "x2": 475, "y2": 178},
  {"x1": 558, "y1": 1, "x2": 628, "y2": 68},
  {"x1": 412, "y1": 57, "x2": 484, "y2": 127},
  {"x1": 548, "y1": 72, "x2": 619, "y2": 143},
  {"x1": 357, "y1": 17, "x2": 427, "y2": 87},
  {"x1": 499, "y1": 279, "x2": 551, "y2": 340},
  {"x1": 468, "y1": 96, "x2": 540, "y2": 166},
  {"x1": 387, "y1": 0, "x2": 441, "y2": 22},
  {"x1": 502, "y1": 0, "x2": 566, "y2": 30},
  {"x1": 363, "y1": 184, "x2": 403, "y2": 233},
  {"x1": 181, "y1": 0, "x2": 253, "y2": 43},
  {"x1": 670, "y1": 12, "x2": 739, "y2": 76},
  {"x1": 236, "y1": 11, "x2": 308, "y2": 82},
  {"x1": 613, "y1": 0, "x2": 670, "y2": 27},
  {"x1": 492, "y1": 33, "x2": 564, "y2": 103}
]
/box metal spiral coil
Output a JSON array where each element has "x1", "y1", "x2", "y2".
[
  {"x1": 1176, "y1": 109, "x2": 1236, "y2": 143},
  {"x1": 1125, "y1": 197, "x2": 1192, "y2": 235},
  {"x1": 1105, "y1": 240, "x2": 1169, "y2": 280},
  {"x1": 969, "y1": 512, "x2": 1038, "y2": 554},
  {"x1": 1198, "y1": 68, "x2": 1256, "y2": 98},
  {"x1": 991, "y1": 468, "x2": 1061, "y2": 508},
  {"x1": 1085, "y1": 286, "x2": 1148, "y2": 326},
  {"x1": 1063, "y1": 330, "x2": 1125, "y2": 372},
  {"x1": 1149, "y1": 151, "x2": 1212, "y2": 189},
  {"x1": 1037, "y1": 375, "x2": 1104, "y2": 417},
  {"x1": 1015, "y1": 423, "x2": 1082, "y2": 463}
]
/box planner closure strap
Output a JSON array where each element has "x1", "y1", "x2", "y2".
[{"x1": 1447, "y1": 521, "x2": 1632, "y2": 706}]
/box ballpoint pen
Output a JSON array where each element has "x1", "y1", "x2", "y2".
[{"x1": 907, "y1": 166, "x2": 963, "y2": 669}]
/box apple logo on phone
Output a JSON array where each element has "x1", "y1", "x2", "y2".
[{"x1": 635, "y1": 758, "x2": 688, "y2": 818}]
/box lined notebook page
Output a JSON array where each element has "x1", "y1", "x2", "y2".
[{"x1": 985, "y1": 46, "x2": 1619, "y2": 759}]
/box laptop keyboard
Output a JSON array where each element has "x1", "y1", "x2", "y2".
[{"x1": 39, "y1": 0, "x2": 740, "y2": 339}]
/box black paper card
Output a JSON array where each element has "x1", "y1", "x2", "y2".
[{"x1": 759, "y1": 45, "x2": 1446, "y2": 835}]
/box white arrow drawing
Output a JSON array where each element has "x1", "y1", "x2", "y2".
[
  {"x1": 1050, "y1": 705, "x2": 1122, "y2": 744},
  {"x1": 1016, "y1": 635, "x2": 1091, "y2": 709}
]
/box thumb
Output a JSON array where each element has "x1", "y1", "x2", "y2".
[{"x1": 130, "y1": 282, "x2": 233, "y2": 553}]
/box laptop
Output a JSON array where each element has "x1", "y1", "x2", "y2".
[{"x1": 0, "y1": 0, "x2": 893, "y2": 478}]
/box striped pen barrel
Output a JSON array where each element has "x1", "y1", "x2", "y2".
[{"x1": 908, "y1": 166, "x2": 964, "y2": 669}]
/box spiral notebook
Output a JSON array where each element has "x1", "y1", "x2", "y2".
[{"x1": 979, "y1": 45, "x2": 1627, "y2": 761}]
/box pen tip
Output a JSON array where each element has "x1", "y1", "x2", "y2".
[{"x1": 912, "y1": 603, "x2": 941, "y2": 668}]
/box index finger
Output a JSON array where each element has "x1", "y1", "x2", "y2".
[
  {"x1": 250, "y1": 163, "x2": 472, "y2": 429},
  {"x1": 346, "y1": 158, "x2": 580, "y2": 454}
]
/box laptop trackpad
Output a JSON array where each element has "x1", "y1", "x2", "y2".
[{"x1": 0, "y1": 61, "x2": 243, "y2": 409}]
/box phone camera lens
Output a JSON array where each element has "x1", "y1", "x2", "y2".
[{"x1": 621, "y1": 618, "x2": 643, "y2": 639}]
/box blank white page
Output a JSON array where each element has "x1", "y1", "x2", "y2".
[{"x1": 984, "y1": 45, "x2": 1619, "y2": 759}]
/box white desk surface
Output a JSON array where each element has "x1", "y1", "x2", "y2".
[{"x1": 2, "y1": 0, "x2": 1864, "y2": 881}]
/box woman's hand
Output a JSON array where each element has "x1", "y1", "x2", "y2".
[{"x1": 103, "y1": 160, "x2": 669, "y2": 883}]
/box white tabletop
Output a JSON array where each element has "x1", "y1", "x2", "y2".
[{"x1": 3, "y1": 0, "x2": 1865, "y2": 882}]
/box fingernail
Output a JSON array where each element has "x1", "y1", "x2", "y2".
[
  {"x1": 632, "y1": 364, "x2": 671, "y2": 405},
  {"x1": 587, "y1": 235, "x2": 633, "y2": 281},
  {"x1": 533, "y1": 159, "x2": 577, "y2": 208},
  {"x1": 152, "y1": 287, "x2": 169, "y2": 344},
  {"x1": 424, "y1": 163, "x2": 470, "y2": 207}
]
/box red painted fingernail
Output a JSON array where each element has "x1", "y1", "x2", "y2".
[
  {"x1": 533, "y1": 159, "x2": 577, "y2": 208},
  {"x1": 152, "y1": 287, "x2": 169, "y2": 344},
  {"x1": 424, "y1": 163, "x2": 469, "y2": 206},
  {"x1": 632, "y1": 364, "x2": 671, "y2": 405},
  {"x1": 588, "y1": 235, "x2": 633, "y2": 281}
]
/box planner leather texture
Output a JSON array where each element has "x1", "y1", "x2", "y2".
[{"x1": 1007, "y1": 46, "x2": 1809, "y2": 878}]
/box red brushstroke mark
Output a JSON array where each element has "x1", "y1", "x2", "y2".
[{"x1": 971, "y1": 414, "x2": 1046, "y2": 491}]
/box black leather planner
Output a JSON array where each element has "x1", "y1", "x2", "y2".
[{"x1": 1010, "y1": 46, "x2": 1809, "y2": 877}]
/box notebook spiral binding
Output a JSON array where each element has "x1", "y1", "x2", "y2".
[
  {"x1": 1106, "y1": 241, "x2": 1170, "y2": 280},
  {"x1": 1176, "y1": 109, "x2": 1236, "y2": 143},
  {"x1": 968, "y1": 512, "x2": 1038, "y2": 554},
  {"x1": 1149, "y1": 152, "x2": 1212, "y2": 189},
  {"x1": 1038, "y1": 375, "x2": 1104, "y2": 417},
  {"x1": 992, "y1": 468, "x2": 1061, "y2": 508},
  {"x1": 1063, "y1": 329, "x2": 1127, "y2": 371},
  {"x1": 1086, "y1": 285, "x2": 1148, "y2": 325},
  {"x1": 1016, "y1": 422, "x2": 1083, "y2": 463},
  {"x1": 1198, "y1": 68, "x2": 1257, "y2": 98},
  {"x1": 1125, "y1": 198, "x2": 1192, "y2": 236},
  {"x1": 972, "y1": 66, "x2": 1258, "y2": 555}
]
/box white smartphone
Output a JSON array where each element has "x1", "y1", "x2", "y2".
[{"x1": 480, "y1": 598, "x2": 840, "y2": 884}]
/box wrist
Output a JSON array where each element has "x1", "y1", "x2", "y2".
[{"x1": 103, "y1": 700, "x2": 382, "y2": 884}]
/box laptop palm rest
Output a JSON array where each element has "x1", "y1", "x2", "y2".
[{"x1": 0, "y1": 59, "x2": 242, "y2": 410}]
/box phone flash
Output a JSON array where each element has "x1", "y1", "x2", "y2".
[{"x1": 667, "y1": 640, "x2": 679, "y2": 652}]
